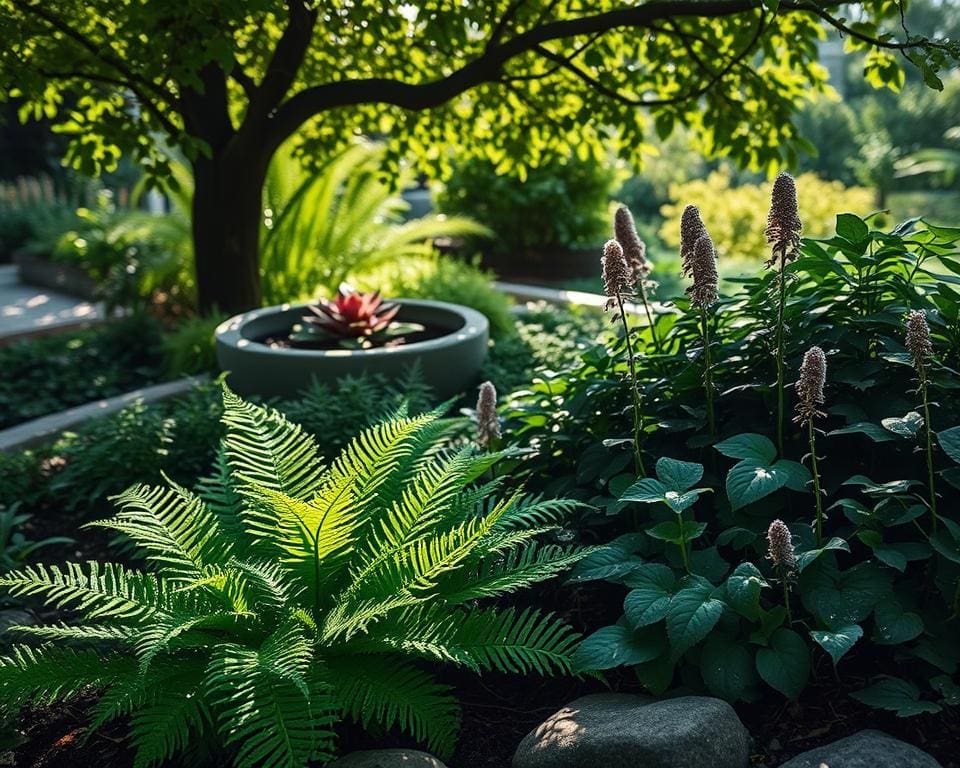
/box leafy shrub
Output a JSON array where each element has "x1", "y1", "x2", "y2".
[
  {"x1": 161, "y1": 315, "x2": 222, "y2": 377},
  {"x1": 504, "y1": 212, "x2": 960, "y2": 714},
  {"x1": 0, "y1": 175, "x2": 89, "y2": 260},
  {"x1": 0, "y1": 453, "x2": 43, "y2": 508},
  {"x1": 0, "y1": 316, "x2": 167, "y2": 430},
  {"x1": 0, "y1": 387, "x2": 589, "y2": 766},
  {"x1": 260, "y1": 142, "x2": 488, "y2": 304},
  {"x1": 354, "y1": 255, "x2": 516, "y2": 339},
  {"x1": 659, "y1": 170, "x2": 874, "y2": 264},
  {"x1": 437, "y1": 154, "x2": 621, "y2": 254}
]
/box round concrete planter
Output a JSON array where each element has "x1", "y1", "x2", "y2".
[{"x1": 215, "y1": 299, "x2": 489, "y2": 399}]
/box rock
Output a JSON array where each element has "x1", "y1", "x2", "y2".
[
  {"x1": 327, "y1": 749, "x2": 448, "y2": 768},
  {"x1": 512, "y1": 693, "x2": 750, "y2": 768},
  {"x1": 778, "y1": 730, "x2": 942, "y2": 767}
]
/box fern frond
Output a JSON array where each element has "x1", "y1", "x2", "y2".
[
  {"x1": 359, "y1": 605, "x2": 581, "y2": 676},
  {"x1": 0, "y1": 645, "x2": 136, "y2": 708},
  {"x1": 130, "y1": 682, "x2": 211, "y2": 768},
  {"x1": 221, "y1": 386, "x2": 325, "y2": 502},
  {"x1": 195, "y1": 445, "x2": 247, "y2": 546},
  {"x1": 92, "y1": 482, "x2": 228, "y2": 583},
  {"x1": 437, "y1": 544, "x2": 596, "y2": 604},
  {"x1": 326, "y1": 655, "x2": 460, "y2": 759},
  {"x1": 0, "y1": 562, "x2": 187, "y2": 622},
  {"x1": 9, "y1": 623, "x2": 135, "y2": 644}
]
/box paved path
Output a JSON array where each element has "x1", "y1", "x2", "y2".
[{"x1": 0, "y1": 265, "x2": 103, "y2": 342}]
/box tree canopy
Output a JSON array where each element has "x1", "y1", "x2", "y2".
[{"x1": 3, "y1": 0, "x2": 958, "y2": 312}]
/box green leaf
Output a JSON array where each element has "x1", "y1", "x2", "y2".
[
  {"x1": 623, "y1": 564, "x2": 675, "y2": 629},
  {"x1": 665, "y1": 577, "x2": 724, "y2": 659},
  {"x1": 646, "y1": 521, "x2": 682, "y2": 543},
  {"x1": 828, "y1": 422, "x2": 895, "y2": 443},
  {"x1": 850, "y1": 677, "x2": 942, "y2": 716},
  {"x1": 937, "y1": 426, "x2": 960, "y2": 464},
  {"x1": 655, "y1": 457, "x2": 704, "y2": 492},
  {"x1": 810, "y1": 624, "x2": 862, "y2": 665},
  {"x1": 836, "y1": 213, "x2": 869, "y2": 244},
  {"x1": 701, "y1": 634, "x2": 757, "y2": 702},
  {"x1": 715, "y1": 433, "x2": 776, "y2": 463},
  {"x1": 725, "y1": 563, "x2": 767, "y2": 620},
  {"x1": 572, "y1": 624, "x2": 666, "y2": 671},
  {"x1": 873, "y1": 601, "x2": 923, "y2": 645},
  {"x1": 725, "y1": 459, "x2": 808, "y2": 510},
  {"x1": 801, "y1": 562, "x2": 891, "y2": 628},
  {"x1": 881, "y1": 411, "x2": 923, "y2": 439},
  {"x1": 620, "y1": 478, "x2": 668, "y2": 504},
  {"x1": 756, "y1": 628, "x2": 810, "y2": 699},
  {"x1": 796, "y1": 537, "x2": 850, "y2": 573}
]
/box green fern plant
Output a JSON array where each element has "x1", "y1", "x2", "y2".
[{"x1": 0, "y1": 386, "x2": 589, "y2": 767}]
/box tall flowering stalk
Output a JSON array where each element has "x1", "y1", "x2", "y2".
[
  {"x1": 795, "y1": 346, "x2": 827, "y2": 544},
  {"x1": 765, "y1": 172, "x2": 803, "y2": 455},
  {"x1": 614, "y1": 205, "x2": 661, "y2": 354},
  {"x1": 906, "y1": 310, "x2": 938, "y2": 531},
  {"x1": 476, "y1": 381, "x2": 502, "y2": 451},
  {"x1": 680, "y1": 204, "x2": 708, "y2": 279},
  {"x1": 767, "y1": 519, "x2": 796, "y2": 623},
  {"x1": 686, "y1": 232, "x2": 719, "y2": 437},
  {"x1": 602, "y1": 239, "x2": 646, "y2": 475}
]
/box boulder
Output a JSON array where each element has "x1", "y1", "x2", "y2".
[
  {"x1": 512, "y1": 693, "x2": 750, "y2": 768},
  {"x1": 327, "y1": 749, "x2": 447, "y2": 768},
  {"x1": 778, "y1": 729, "x2": 942, "y2": 767}
]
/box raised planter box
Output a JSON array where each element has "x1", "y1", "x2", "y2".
[
  {"x1": 14, "y1": 252, "x2": 98, "y2": 300},
  {"x1": 215, "y1": 299, "x2": 489, "y2": 399}
]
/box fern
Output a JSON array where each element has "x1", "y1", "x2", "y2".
[{"x1": 0, "y1": 384, "x2": 590, "y2": 766}]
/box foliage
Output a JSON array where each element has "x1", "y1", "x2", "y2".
[
  {"x1": 481, "y1": 303, "x2": 608, "y2": 394},
  {"x1": 503, "y1": 211, "x2": 960, "y2": 713},
  {"x1": 161, "y1": 315, "x2": 222, "y2": 378},
  {"x1": 354, "y1": 255, "x2": 516, "y2": 340},
  {"x1": 0, "y1": 316, "x2": 167, "y2": 430},
  {"x1": 0, "y1": 175, "x2": 88, "y2": 260},
  {"x1": 438, "y1": 154, "x2": 620, "y2": 253},
  {"x1": 0, "y1": 503, "x2": 71, "y2": 575},
  {"x1": 5, "y1": 0, "x2": 956, "y2": 312},
  {"x1": 260, "y1": 142, "x2": 488, "y2": 304},
  {"x1": 659, "y1": 170, "x2": 874, "y2": 265},
  {"x1": 0, "y1": 386, "x2": 589, "y2": 765}
]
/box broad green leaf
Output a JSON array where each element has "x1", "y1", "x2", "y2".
[
  {"x1": 750, "y1": 606, "x2": 787, "y2": 645},
  {"x1": 725, "y1": 563, "x2": 767, "y2": 620},
  {"x1": 572, "y1": 624, "x2": 666, "y2": 672},
  {"x1": 655, "y1": 457, "x2": 704, "y2": 492},
  {"x1": 715, "y1": 433, "x2": 776, "y2": 463},
  {"x1": 725, "y1": 462, "x2": 781, "y2": 510},
  {"x1": 873, "y1": 601, "x2": 923, "y2": 645},
  {"x1": 646, "y1": 521, "x2": 682, "y2": 543},
  {"x1": 937, "y1": 426, "x2": 960, "y2": 464},
  {"x1": 665, "y1": 577, "x2": 724, "y2": 659},
  {"x1": 701, "y1": 634, "x2": 757, "y2": 702},
  {"x1": 836, "y1": 213, "x2": 869, "y2": 243},
  {"x1": 828, "y1": 422, "x2": 895, "y2": 443},
  {"x1": 756, "y1": 628, "x2": 810, "y2": 699},
  {"x1": 796, "y1": 537, "x2": 850, "y2": 572},
  {"x1": 620, "y1": 477, "x2": 669, "y2": 504},
  {"x1": 810, "y1": 624, "x2": 863, "y2": 665},
  {"x1": 801, "y1": 561, "x2": 891, "y2": 628},
  {"x1": 850, "y1": 677, "x2": 942, "y2": 716},
  {"x1": 623, "y1": 564, "x2": 675, "y2": 628},
  {"x1": 881, "y1": 411, "x2": 923, "y2": 439}
]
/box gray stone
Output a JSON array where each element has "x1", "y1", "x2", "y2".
[
  {"x1": 778, "y1": 729, "x2": 942, "y2": 767},
  {"x1": 512, "y1": 693, "x2": 750, "y2": 768},
  {"x1": 327, "y1": 750, "x2": 447, "y2": 768}
]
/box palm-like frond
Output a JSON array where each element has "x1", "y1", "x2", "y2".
[{"x1": 0, "y1": 385, "x2": 587, "y2": 766}]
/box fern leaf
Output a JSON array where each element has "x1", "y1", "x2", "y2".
[
  {"x1": 326, "y1": 655, "x2": 460, "y2": 759},
  {"x1": 130, "y1": 683, "x2": 211, "y2": 768},
  {"x1": 221, "y1": 386, "x2": 325, "y2": 501},
  {"x1": 0, "y1": 645, "x2": 136, "y2": 707}
]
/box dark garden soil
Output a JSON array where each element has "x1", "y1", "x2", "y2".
[{"x1": 257, "y1": 320, "x2": 451, "y2": 350}]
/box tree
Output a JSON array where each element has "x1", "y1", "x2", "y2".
[{"x1": 2, "y1": 1, "x2": 958, "y2": 314}]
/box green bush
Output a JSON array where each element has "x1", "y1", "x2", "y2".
[
  {"x1": 353, "y1": 255, "x2": 516, "y2": 339},
  {"x1": 0, "y1": 316, "x2": 167, "y2": 430},
  {"x1": 161, "y1": 315, "x2": 222, "y2": 378},
  {"x1": 0, "y1": 387, "x2": 589, "y2": 766},
  {"x1": 437, "y1": 155, "x2": 621, "y2": 254},
  {"x1": 503, "y1": 210, "x2": 960, "y2": 713}
]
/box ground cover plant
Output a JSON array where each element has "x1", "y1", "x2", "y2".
[
  {"x1": 502, "y1": 178, "x2": 960, "y2": 717},
  {"x1": 0, "y1": 386, "x2": 589, "y2": 767}
]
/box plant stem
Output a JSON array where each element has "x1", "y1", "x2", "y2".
[
  {"x1": 617, "y1": 295, "x2": 646, "y2": 476},
  {"x1": 775, "y1": 271, "x2": 787, "y2": 456},
  {"x1": 779, "y1": 568, "x2": 793, "y2": 624},
  {"x1": 919, "y1": 372, "x2": 938, "y2": 532},
  {"x1": 808, "y1": 419, "x2": 824, "y2": 545},
  {"x1": 638, "y1": 285, "x2": 662, "y2": 355},
  {"x1": 677, "y1": 519, "x2": 690, "y2": 573},
  {"x1": 701, "y1": 307, "x2": 715, "y2": 438}
]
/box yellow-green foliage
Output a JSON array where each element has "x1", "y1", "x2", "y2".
[{"x1": 659, "y1": 170, "x2": 874, "y2": 262}]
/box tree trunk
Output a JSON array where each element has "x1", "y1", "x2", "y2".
[{"x1": 192, "y1": 149, "x2": 268, "y2": 315}]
